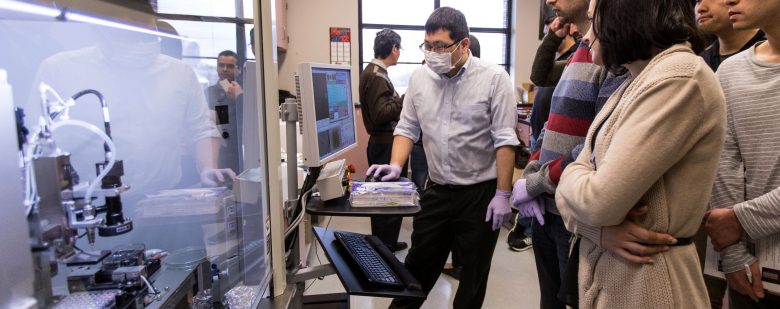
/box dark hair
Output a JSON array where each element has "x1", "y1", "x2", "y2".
[
  {"x1": 373, "y1": 29, "x2": 401, "y2": 59},
  {"x1": 425, "y1": 7, "x2": 469, "y2": 43},
  {"x1": 468, "y1": 34, "x2": 481, "y2": 58},
  {"x1": 218, "y1": 50, "x2": 239, "y2": 60},
  {"x1": 594, "y1": 0, "x2": 703, "y2": 72}
]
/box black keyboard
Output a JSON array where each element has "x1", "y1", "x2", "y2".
[{"x1": 333, "y1": 231, "x2": 404, "y2": 288}]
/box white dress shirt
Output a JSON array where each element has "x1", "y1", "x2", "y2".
[{"x1": 394, "y1": 56, "x2": 519, "y2": 185}]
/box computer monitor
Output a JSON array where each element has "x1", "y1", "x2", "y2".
[{"x1": 296, "y1": 63, "x2": 357, "y2": 167}]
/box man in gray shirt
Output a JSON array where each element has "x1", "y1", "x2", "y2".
[
  {"x1": 367, "y1": 7, "x2": 518, "y2": 309},
  {"x1": 704, "y1": 0, "x2": 780, "y2": 307}
]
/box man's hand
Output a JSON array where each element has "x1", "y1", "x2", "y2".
[
  {"x1": 550, "y1": 17, "x2": 571, "y2": 39},
  {"x1": 365, "y1": 164, "x2": 401, "y2": 181},
  {"x1": 703, "y1": 208, "x2": 744, "y2": 251},
  {"x1": 200, "y1": 168, "x2": 237, "y2": 186},
  {"x1": 226, "y1": 81, "x2": 243, "y2": 101},
  {"x1": 511, "y1": 179, "x2": 534, "y2": 205},
  {"x1": 518, "y1": 198, "x2": 545, "y2": 226},
  {"x1": 726, "y1": 261, "x2": 765, "y2": 301},
  {"x1": 601, "y1": 205, "x2": 677, "y2": 264},
  {"x1": 486, "y1": 189, "x2": 512, "y2": 231}
]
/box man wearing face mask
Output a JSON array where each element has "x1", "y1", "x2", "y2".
[
  {"x1": 205, "y1": 50, "x2": 243, "y2": 173},
  {"x1": 366, "y1": 7, "x2": 518, "y2": 309},
  {"x1": 359, "y1": 29, "x2": 409, "y2": 252}
]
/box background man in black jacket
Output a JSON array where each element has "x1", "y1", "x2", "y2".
[{"x1": 359, "y1": 28, "x2": 408, "y2": 251}]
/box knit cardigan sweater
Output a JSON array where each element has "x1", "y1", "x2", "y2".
[{"x1": 556, "y1": 45, "x2": 726, "y2": 308}]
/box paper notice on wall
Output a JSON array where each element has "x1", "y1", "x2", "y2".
[
  {"x1": 704, "y1": 234, "x2": 780, "y2": 294},
  {"x1": 330, "y1": 27, "x2": 351, "y2": 65}
]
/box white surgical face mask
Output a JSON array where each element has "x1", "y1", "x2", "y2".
[{"x1": 423, "y1": 41, "x2": 464, "y2": 74}]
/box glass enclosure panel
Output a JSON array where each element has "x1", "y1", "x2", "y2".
[
  {"x1": 156, "y1": 0, "x2": 246, "y2": 18},
  {"x1": 0, "y1": 1, "x2": 270, "y2": 307},
  {"x1": 163, "y1": 20, "x2": 238, "y2": 59},
  {"x1": 162, "y1": 20, "x2": 238, "y2": 87}
]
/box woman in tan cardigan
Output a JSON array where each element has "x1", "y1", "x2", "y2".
[{"x1": 555, "y1": 0, "x2": 726, "y2": 308}]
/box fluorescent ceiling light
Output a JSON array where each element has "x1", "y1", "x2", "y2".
[
  {"x1": 0, "y1": 0, "x2": 194, "y2": 41},
  {"x1": 0, "y1": 0, "x2": 59, "y2": 18}
]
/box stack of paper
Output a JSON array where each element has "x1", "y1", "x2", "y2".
[{"x1": 349, "y1": 181, "x2": 419, "y2": 207}]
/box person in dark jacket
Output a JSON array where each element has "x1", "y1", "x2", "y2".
[
  {"x1": 359, "y1": 29, "x2": 408, "y2": 252},
  {"x1": 696, "y1": 0, "x2": 764, "y2": 72}
]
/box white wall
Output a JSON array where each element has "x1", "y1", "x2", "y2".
[
  {"x1": 514, "y1": 0, "x2": 541, "y2": 84},
  {"x1": 278, "y1": 0, "x2": 360, "y2": 102}
]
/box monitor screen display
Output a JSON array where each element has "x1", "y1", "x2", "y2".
[{"x1": 310, "y1": 67, "x2": 356, "y2": 162}]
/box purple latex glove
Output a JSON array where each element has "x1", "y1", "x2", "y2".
[
  {"x1": 365, "y1": 164, "x2": 402, "y2": 181},
  {"x1": 485, "y1": 189, "x2": 513, "y2": 231},
  {"x1": 518, "y1": 198, "x2": 545, "y2": 226},
  {"x1": 511, "y1": 179, "x2": 534, "y2": 206}
]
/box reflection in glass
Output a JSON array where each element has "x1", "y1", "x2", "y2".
[
  {"x1": 2, "y1": 5, "x2": 270, "y2": 305},
  {"x1": 157, "y1": 0, "x2": 243, "y2": 18},
  {"x1": 163, "y1": 20, "x2": 237, "y2": 60}
]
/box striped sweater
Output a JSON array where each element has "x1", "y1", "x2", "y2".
[
  {"x1": 712, "y1": 42, "x2": 780, "y2": 275},
  {"x1": 523, "y1": 41, "x2": 626, "y2": 214}
]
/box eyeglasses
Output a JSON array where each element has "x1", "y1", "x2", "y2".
[
  {"x1": 419, "y1": 39, "x2": 462, "y2": 53},
  {"x1": 218, "y1": 63, "x2": 237, "y2": 69}
]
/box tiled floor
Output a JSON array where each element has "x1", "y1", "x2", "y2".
[{"x1": 303, "y1": 215, "x2": 541, "y2": 308}]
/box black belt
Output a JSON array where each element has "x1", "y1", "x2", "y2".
[
  {"x1": 670, "y1": 237, "x2": 694, "y2": 246},
  {"x1": 427, "y1": 179, "x2": 496, "y2": 190}
]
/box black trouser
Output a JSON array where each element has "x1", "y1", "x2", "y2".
[
  {"x1": 390, "y1": 180, "x2": 500, "y2": 309},
  {"x1": 367, "y1": 141, "x2": 407, "y2": 247},
  {"x1": 532, "y1": 211, "x2": 573, "y2": 309}
]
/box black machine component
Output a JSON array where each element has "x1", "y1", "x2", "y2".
[
  {"x1": 97, "y1": 159, "x2": 123, "y2": 188},
  {"x1": 95, "y1": 160, "x2": 133, "y2": 237},
  {"x1": 67, "y1": 244, "x2": 161, "y2": 300},
  {"x1": 14, "y1": 106, "x2": 28, "y2": 150},
  {"x1": 102, "y1": 244, "x2": 145, "y2": 269},
  {"x1": 333, "y1": 231, "x2": 403, "y2": 288}
]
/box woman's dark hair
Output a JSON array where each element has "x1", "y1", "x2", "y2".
[
  {"x1": 594, "y1": 0, "x2": 704, "y2": 72},
  {"x1": 425, "y1": 7, "x2": 469, "y2": 43}
]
